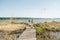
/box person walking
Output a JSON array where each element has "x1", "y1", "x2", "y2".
[{"x1": 28, "y1": 18, "x2": 34, "y2": 29}]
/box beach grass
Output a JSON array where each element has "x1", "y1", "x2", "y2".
[{"x1": 33, "y1": 21, "x2": 60, "y2": 40}]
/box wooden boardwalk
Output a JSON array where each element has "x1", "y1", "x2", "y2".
[{"x1": 18, "y1": 26, "x2": 36, "y2": 40}]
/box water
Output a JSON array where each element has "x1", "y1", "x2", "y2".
[{"x1": 0, "y1": 18, "x2": 60, "y2": 24}]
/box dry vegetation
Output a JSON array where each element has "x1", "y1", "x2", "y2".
[
  {"x1": 0, "y1": 22, "x2": 26, "y2": 32},
  {"x1": 0, "y1": 22, "x2": 27, "y2": 35}
]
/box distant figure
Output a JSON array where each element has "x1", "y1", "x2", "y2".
[
  {"x1": 28, "y1": 19, "x2": 32, "y2": 26},
  {"x1": 28, "y1": 18, "x2": 34, "y2": 29}
]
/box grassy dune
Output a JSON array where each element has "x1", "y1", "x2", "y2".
[
  {"x1": 0, "y1": 22, "x2": 27, "y2": 34},
  {"x1": 0, "y1": 22, "x2": 27, "y2": 40},
  {"x1": 33, "y1": 21, "x2": 60, "y2": 40}
]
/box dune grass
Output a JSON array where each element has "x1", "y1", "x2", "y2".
[
  {"x1": 33, "y1": 21, "x2": 60, "y2": 40},
  {"x1": 0, "y1": 22, "x2": 26, "y2": 33}
]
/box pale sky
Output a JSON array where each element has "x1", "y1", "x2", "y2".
[{"x1": 0, "y1": 0, "x2": 60, "y2": 18}]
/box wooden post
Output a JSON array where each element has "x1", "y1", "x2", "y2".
[{"x1": 9, "y1": 17, "x2": 14, "y2": 24}]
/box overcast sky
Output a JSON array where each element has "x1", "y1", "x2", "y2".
[{"x1": 0, "y1": 0, "x2": 60, "y2": 18}]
